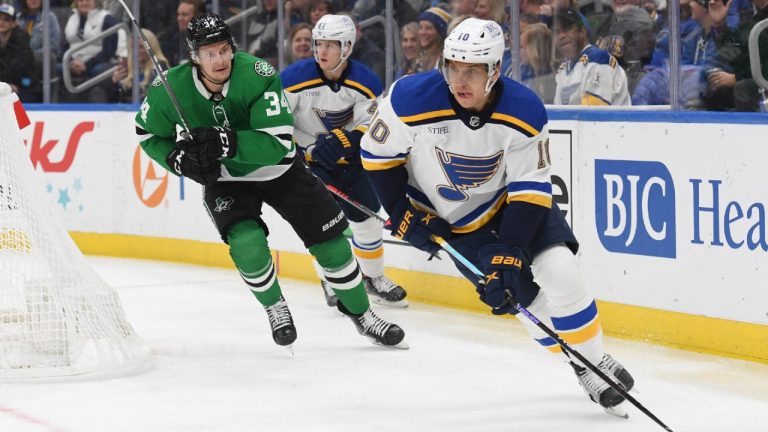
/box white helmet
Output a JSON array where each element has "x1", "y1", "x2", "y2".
[
  {"x1": 312, "y1": 14, "x2": 356, "y2": 71},
  {"x1": 441, "y1": 18, "x2": 505, "y2": 94}
]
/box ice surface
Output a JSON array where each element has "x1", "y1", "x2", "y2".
[{"x1": 1, "y1": 257, "x2": 766, "y2": 432}]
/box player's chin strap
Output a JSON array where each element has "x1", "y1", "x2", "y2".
[
  {"x1": 428, "y1": 234, "x2": 675, "y2": 432},
  {"x1": 328, "y1": 43, "x2": 352, "y2": 73}
]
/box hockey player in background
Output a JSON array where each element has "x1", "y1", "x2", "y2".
[
  {"x1": 280, "y1": 14, "x2": 409, "y2": 309},
  {"x1": 553, "y1": 7, "x2": 631, "y2": 106},
  {"x1": 134, "y1": 13, "x2": 406, "y2": 350},
  {"x1": 361, "y1": 17, "x2": 634, "y2": 415}
]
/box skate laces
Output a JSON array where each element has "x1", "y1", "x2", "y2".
[
  {"x1": 360, "y1": 309, "x2": 390, "y2": 337},
  {"x1": 265, "y1": 299, "x2": 292, "y2": 329},
  {"x1": 577, "y1": 363, "x2": 612, "y2": 396},
  {"x1": 599, "y1": 354, "x2": 622, "y2": 375},
  {"x1": 369, "y1": 276, "x2": 400, "y2": 293},
  {"x1": 321, "y1": 280, "x2": 335, "y2": 296}
]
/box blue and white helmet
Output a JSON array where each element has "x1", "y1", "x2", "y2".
[
  {"x1": 312, "y1": 14, "x2": 356, "y2": 69},
  {"x1": 441, "y1": 18, "x2": 505, "y2": 94}
]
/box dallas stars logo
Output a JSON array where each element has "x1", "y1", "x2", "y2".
[
  {"x1": 254, "y1": 60, "x2": 276, "y2": 77},
  {"x1": 213, "y1": 196, "x2": 234, "y2": 213}
]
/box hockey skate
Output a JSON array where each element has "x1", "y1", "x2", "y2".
[
  {"x1": 363, "y1": 275, "x2": 408, "y2": 308},
  {"x1": 338, "y1": 302, "x2": 408, "y2": 349},
  {"x1": 320, "y1": 280, "x2": 339, "y2": 307},
  {"x1": 264, "y1": 296, "x2": 297, "y2": 354},
  {"x1": 570, "y1": 354, "x2": 635, "y2": 418}
]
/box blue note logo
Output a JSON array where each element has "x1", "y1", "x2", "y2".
[{"x1": 595, "y1": 160, "x2": 676, "y2": 258}]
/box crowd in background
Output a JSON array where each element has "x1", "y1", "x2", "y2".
[{"x1": 0, "y1": 0, "x2": 765, "y2": 110}]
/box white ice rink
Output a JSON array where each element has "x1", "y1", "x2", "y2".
[{"x1": 1, "y1": 256, "x2": 767, "y2": 432}]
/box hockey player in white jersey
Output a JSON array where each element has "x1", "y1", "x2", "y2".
[
  {"x1": 553, "y1": 7, "x2": 631, "y2": 106},
  {"x1": 281, "y1": 14, "x2": 408, "y2": 308},
  {"x1": 361, "y1": 17, "x2": 635, "y2": 416}
]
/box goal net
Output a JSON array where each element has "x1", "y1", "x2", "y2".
[{"x1": 0, "y1": 83, "x2": 151, "y2": 381}]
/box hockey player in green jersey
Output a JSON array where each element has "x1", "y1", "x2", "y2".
[{"x1": 133, "y1": 13, "x2": 406, "y2": 350}]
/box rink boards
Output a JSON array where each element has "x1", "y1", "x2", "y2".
[{"x1": 18, "y1": 104, "x2": 768, "y2": 363}]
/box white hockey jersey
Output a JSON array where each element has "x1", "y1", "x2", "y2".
[
  {"x1": 361, "y1": 71, "x2": 552, "y2": 234},
  {"x1": 554, "y1": 44, "x2": 631, "y2": 106},
  {"x1": 280, "y1": 58, "x2": 383, "y2": 151}
]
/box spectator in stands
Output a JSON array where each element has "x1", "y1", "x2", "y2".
[
  {"x1": 309, "y1": 0, "x2": 332, "y2": 25},
  {"x1": 451, "y1": 0, "x2": 477, "y2": 15},
  {"x1": 593, "y1": 0, "x2": 656, "y2": 92},
  {"x1": 284, "y1": 0, "x2": 310, "y2": 30},
  {"x1": 339, "y1": 12, "x2": 386, "y2": 83},
  {"x1": 635, "y1": 0, "x2": 730, "y2": 108},
  {"x1": 553, "y1": 7, "x2": 631, "y2": 105},
  {"x1": 395, "y1": 21, "x2": 418, "y2": 80},
  {"x1": 247, "y1": 0, "x2": 278, "y2": 64},
  {"x1": 213, "y1": 0, "x2": 258, "y2": 19},
  {"x1": 416, "y1": 6, "x2": 451, "y2": 72},
  {"x1": 16, "y1": 0, "x2": 61, "y2": 57},
  {"x1": 473, "y1": 0, "x2": 506, "y2": 25},
  {"x1": 519, "y1": 23, "x2": 556, "y2": 103},
  {"x1": 139, "y1": 2, "x2": 177, "y2": 44},
  {"x1": 709, "y1": 0, "x2": 768, "y2": 111},
  {"x1": 286, "y1": 22, "x2": 312, "y2": 64},
  {"x1": 161, "y1": 0, "x2": 206, "y2": 67},
  {"x1": 0, "y1": 4, "x2": 35, "y2": 97},
  {"x1": 62, "y1": 0, "x2": 119, "y2": 81},
  {"x1": 110, "y1": 28, "x2": 168, "y2": 103}
]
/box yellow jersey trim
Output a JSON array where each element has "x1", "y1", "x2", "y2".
[
  {"x1": 489, "y1": 113, "x2": 541, "y2": 136},
  {"x1": 506, "y1": 194, "x2": 552, "y2": 208},
  {"x1": 284, "y1": 78, "x2": 323, "y2": 93},
  {"x1": 399, "y1": 109, "x2": 456, "y2": 123},
  {"x1": 582, "y1": 93, "x2": 611, "y2": 106},
  {"x1": 345, "y1": 79, "x2": 377, "y2": 99},
  {"x1": 451, "y1": 193, "x2": 507, "y2": 234},
  {"x1": 362, "y1": 158, "x2": 407, "y2": 171}
]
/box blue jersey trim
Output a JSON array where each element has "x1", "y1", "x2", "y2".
[
  {"x1": 546, "y1": 108, "x2": 768, "y2": 125},
  {"x1": 23, "y1": 103, "x2": 765, "y2": 125}
]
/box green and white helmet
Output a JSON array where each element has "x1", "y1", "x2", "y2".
[{"x1": 441, "y1": 18, "x2": 505, "y2": 94}]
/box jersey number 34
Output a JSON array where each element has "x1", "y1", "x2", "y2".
[{"x1": 265, "y1": 91, "x2": 292, "y2": 116}]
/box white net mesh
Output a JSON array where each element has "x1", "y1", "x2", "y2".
[{"x1": 0, "y1": 84, "x2": 151, "y2": 381}]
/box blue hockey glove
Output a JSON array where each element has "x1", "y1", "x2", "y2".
[
  {"x1": 311, "y1": 129, "x2": 358, "y2": 170},
  {"x1": 166, "y1": 147, "x2": 220, "y2": 185},
  {"x1": 477, "y1": 243, "x2": 524, "y2": 311},
  {"x1": 189, "y1": 126, "x2": 238, "y2": 165},
  {"x1": 388, "y1": 200, "x2": 452, "y2": 255}
]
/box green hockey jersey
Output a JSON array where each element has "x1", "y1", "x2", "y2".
[{"x1": 135, "y1": 52, "x2": 295, "y2": 181}]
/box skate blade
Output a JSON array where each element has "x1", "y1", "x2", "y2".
[
  {"x1": 373, "y1": 339, "x2": 409, "y2": 350},
  {"x1": 370, "y1": 297, "x2": 409, "y2": 308},
  {"x1": 603, "y1": 401, "x2": 629, "y2": 419},
  {"x1": 283, "y1": 344, "x2": 295, "y2": 356}
]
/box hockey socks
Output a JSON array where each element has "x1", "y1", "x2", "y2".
[
  {"x1": 309, "y1": 235, "x2": 370, "y2": 314},
  {"x1": 227, "y1": 220, "x2": 283, "y2": 307}
]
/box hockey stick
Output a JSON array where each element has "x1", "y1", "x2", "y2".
[
  {"x1": 116, "y1": 0, "x2": 192, "y2": 140},
  {"x1": 323, "y1": 182, "x2": 387, "y2": 224},
  {"x1": 321, "y1": 180, "x2": 441, "y2": 260},
  {"x1": 429, "y1": 235, "x2": 674, "y2": 432}
]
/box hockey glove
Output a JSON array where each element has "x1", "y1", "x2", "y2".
[
  {"x1": 388, "y1": 200, "x2": 452, "y2": 255},
  {"x1": 477, "y1": 243, "x2": 524, "y2": 311},
  {"x1": 166, "y1": 147, "x2": 220, "y2": 185},
  {"x1": 311, "y1": 129, "x2": 358, "y2": 170},
  {"x1": 189, "y1": 126, "x2": 238, "y2": 163}
]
